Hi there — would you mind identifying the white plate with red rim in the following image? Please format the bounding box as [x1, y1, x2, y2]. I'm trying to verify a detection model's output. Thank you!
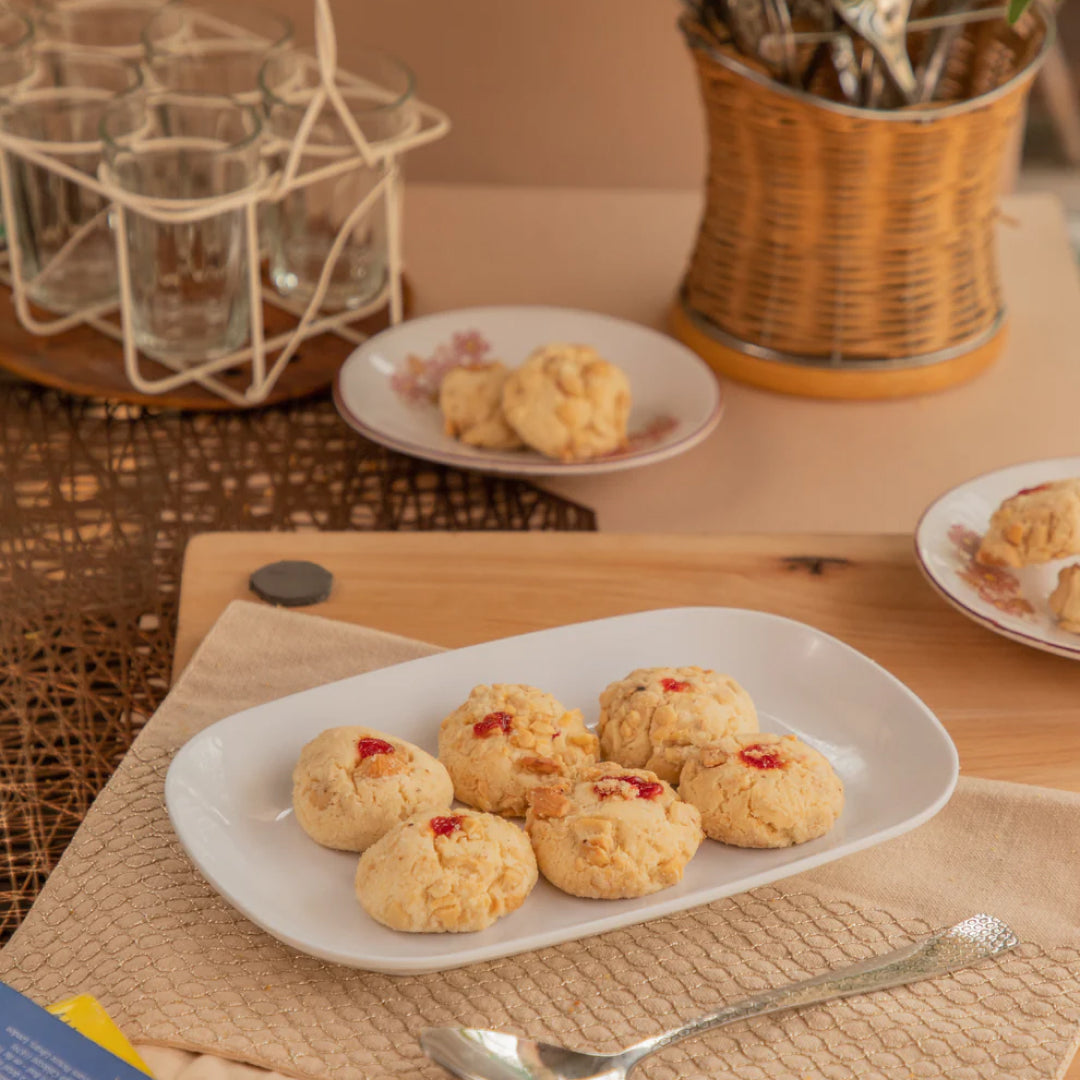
[332, 305, 724, 476]
[166, 606, 958, 975]
[915, 457, 1080, 661]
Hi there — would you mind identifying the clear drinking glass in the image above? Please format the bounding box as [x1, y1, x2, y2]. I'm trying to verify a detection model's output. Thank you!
[259, 49, 415, 312]
[144, 0, 289, 259]
[143, 0, 292, 103]
[37, 0, 168, 58]
[101, 93, 261, 363]
[0, 49, 142, 313]
[0, 5, 36, 248]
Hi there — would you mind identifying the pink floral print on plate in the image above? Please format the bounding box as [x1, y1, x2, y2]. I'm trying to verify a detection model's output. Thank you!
[389, 330, 493, 405]
[949, 524, 1035, 619]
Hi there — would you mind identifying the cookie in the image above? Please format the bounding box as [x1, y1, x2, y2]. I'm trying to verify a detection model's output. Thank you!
[679, 732, 844, 848]
[525, 764, 702, 899]
[501, 344, 631, 462]
[355, 808, 537, 932]
[292, 726, 453, 852]
[438, 361, 524, 450]
[438, 684, 598, 816]
[1050, 564, 1080, 634]
[976, 479, 1080, 568]
[598, 666, 758, 784]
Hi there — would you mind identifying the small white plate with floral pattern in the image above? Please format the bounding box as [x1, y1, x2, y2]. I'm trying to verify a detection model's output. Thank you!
[915, 457, 1080, 660]
[333, 306, 724, 476]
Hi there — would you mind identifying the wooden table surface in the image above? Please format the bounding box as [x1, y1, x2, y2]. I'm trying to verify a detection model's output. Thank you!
[177, 531, 1080, 793]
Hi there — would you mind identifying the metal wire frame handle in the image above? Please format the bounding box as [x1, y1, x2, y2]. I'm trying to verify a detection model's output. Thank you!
[0, 0, 450, 407]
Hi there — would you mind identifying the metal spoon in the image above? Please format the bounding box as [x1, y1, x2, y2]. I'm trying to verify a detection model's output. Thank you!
[830, 0, 919, 101]
[830, 34, 863, 102]
[862, 41, 889, 106]
[721, 0, 776, 69]
[761, 0, 800, 83]
[422, 914, 1018, 1080]
[916, 0, 989, 101]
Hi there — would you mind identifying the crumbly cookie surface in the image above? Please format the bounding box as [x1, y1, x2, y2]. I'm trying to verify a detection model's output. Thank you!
[355, 809, 538, 933]
[438, 362, 523, 450]
[525, 764, 702, 899]
[1050, 564, 1080, 634]
[292, 726, 453, 852]
[598, 666, 758, 784]
[976, 479, 1080, 568]
[438, 684, 598, 816]
[501, 344, 631, 462]
[679, 732, 843, 848]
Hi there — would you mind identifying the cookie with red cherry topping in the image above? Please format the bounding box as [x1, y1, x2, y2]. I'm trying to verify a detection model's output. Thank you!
[598, 666, 758, 784]
[679, 732, 843, 848]
[355, 808, 538, 932]
[292, 726, 453, 852]
[438, 684, 598, 817]
[525, 763, 702, 899]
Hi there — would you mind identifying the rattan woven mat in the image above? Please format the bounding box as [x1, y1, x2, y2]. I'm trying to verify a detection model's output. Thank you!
[0, 380, 594, 942]
[3, 602, 1079, 1080]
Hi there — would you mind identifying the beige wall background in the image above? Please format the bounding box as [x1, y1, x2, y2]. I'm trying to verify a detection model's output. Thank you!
[268, 0, 706, 188]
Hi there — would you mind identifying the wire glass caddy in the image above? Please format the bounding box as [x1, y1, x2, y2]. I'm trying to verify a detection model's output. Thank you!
[0, 0, 449, 407]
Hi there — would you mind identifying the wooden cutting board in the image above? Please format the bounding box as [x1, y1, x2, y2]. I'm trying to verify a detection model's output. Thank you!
[176, 530, 1080, 1079]
[176, 531, 1080, 793]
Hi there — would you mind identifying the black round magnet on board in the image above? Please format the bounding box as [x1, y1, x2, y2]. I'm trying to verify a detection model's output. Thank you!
[249, 560, 333, 607]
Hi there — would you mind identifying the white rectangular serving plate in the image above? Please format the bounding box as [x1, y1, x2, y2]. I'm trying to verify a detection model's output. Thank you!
[165, 607, 958, 975]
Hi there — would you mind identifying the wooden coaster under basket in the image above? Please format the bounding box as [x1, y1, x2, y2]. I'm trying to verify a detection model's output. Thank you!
[672, 4, 1052, 400]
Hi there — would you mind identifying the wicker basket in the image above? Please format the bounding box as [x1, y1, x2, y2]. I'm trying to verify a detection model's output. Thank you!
[673, 5, 1053, 399]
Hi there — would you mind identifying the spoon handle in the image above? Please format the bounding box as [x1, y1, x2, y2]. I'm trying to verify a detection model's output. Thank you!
[627, 914, 1018, 1063]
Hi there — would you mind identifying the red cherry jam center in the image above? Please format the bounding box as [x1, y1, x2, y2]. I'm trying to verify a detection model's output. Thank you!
[596, 775, 664, 800]
[430, 815, 464, 837]
[1016, 483, 1051, 497]
[661, 678, 690, 693]
[738, 744, 784, 770]
[357, 737, 395, 760]
[473, 711, 513, 738]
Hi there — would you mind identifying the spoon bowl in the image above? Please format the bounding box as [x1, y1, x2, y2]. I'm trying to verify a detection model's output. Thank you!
[420, 1030, 634, 1080]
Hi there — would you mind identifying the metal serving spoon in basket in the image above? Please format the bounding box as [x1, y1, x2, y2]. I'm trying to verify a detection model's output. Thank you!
[830, 0, 919, 101]
[421, 914, 1018, 1080]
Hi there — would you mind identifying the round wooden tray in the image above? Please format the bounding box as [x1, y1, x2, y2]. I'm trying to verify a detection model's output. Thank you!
[0, 279, 411, 411]
[670, 299, 1006, 400]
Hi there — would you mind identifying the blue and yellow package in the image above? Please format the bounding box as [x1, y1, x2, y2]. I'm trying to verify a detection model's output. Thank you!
[45, 995, 152, 1077]
[0, 981, 153, 1080]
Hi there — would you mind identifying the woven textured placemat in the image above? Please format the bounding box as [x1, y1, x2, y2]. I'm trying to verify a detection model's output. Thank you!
[3, 601, 1080, 1080]
[0, 381, 594, 942]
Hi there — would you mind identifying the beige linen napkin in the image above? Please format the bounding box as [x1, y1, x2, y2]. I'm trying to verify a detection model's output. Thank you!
[3, 600, 1080, 1080]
